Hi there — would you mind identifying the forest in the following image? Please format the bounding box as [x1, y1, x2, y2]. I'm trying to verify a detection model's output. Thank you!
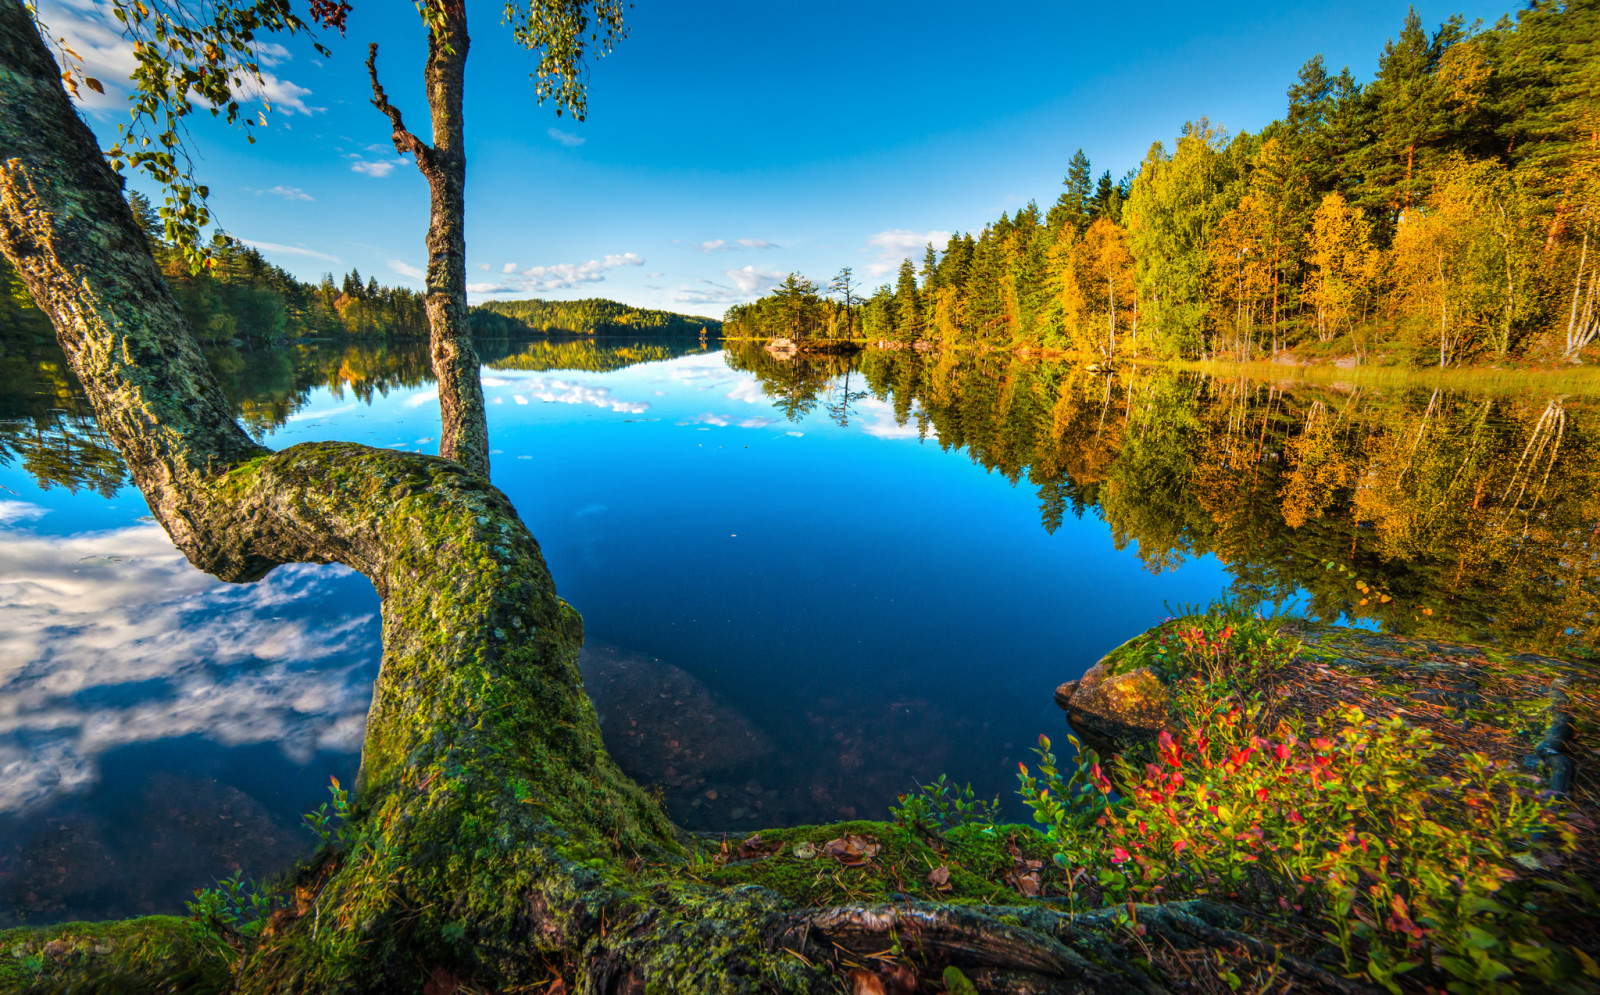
[723, 2, 1600, 368]
[471, 297, 721, 338]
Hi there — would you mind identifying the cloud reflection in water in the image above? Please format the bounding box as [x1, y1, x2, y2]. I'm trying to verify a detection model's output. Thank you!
[0, 522, 380, 817]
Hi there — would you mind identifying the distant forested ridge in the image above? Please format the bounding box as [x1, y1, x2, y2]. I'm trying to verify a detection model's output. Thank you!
[0, 192, 716, 348]
[727, 2, 1600, 368]
[471, 297, 721, 338]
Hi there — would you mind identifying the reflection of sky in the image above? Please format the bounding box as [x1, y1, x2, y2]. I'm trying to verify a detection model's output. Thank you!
[0, 519, 379, 816]
[0, 346, 1241, 919]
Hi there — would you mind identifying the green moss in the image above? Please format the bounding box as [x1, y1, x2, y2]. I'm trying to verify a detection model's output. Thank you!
[681, 820, 1061, 909]
[0, 916, 234, 994]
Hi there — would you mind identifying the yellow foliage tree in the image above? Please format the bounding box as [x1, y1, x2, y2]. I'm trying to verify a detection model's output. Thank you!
[1052, 219, 1135, 361]
[1306, 192, 1380, 358]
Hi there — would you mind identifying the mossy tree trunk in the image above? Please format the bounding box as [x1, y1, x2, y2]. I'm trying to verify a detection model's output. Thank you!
[0, 6, 1337, 992]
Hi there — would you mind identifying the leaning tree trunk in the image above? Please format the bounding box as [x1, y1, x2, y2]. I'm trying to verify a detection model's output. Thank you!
[0, 6, 1361, 993]
[367, 3, 490, 479]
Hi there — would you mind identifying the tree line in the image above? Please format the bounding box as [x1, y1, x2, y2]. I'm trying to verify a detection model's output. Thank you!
[1, 191, 430, 344]
[726, 2, 1599, 367]
[471, 296, 721, 338]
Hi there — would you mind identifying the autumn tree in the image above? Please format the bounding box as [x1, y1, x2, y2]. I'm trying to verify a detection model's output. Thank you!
[1306, 192, 1379, 357]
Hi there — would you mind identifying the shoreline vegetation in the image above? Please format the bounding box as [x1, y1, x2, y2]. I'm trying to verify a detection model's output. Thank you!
[3, 611, 1593, 993]
[0, 228, 721, 349]
[723, 3, 1600, 375]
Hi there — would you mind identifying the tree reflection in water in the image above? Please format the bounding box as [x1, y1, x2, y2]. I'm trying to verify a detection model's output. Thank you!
[725, 339, 1597, 659]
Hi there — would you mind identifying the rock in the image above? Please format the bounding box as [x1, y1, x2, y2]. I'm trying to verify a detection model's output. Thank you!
[1054, 662, 1169, 757]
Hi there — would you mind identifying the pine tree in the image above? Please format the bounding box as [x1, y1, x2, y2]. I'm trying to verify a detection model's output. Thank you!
[1049, 149, 1095, 234]
[895, 257, 921, 340]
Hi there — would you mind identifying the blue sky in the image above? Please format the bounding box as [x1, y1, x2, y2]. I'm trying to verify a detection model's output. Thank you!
[47, 0, 1515, 319]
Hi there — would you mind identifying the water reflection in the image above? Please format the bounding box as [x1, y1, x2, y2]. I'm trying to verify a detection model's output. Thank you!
[1, 331, 1595, 924]
[0, 520, 380, 925]
[726, 340, 1599, 658]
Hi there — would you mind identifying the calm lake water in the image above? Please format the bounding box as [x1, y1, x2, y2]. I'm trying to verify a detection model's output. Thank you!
[1, 334, 1594, 925]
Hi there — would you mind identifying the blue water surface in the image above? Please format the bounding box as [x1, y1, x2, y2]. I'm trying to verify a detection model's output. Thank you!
[0, 348, 1232, 924]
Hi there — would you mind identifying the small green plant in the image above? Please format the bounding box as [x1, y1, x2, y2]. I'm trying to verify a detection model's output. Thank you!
[889, 773, 1001, 834]
[1146, 599, 1299, 699]
[186, 870, 283, 934]
[302, 775, 355, 849]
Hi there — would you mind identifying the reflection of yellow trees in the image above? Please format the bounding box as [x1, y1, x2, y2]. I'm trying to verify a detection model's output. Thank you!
[1279, 398, 1356, 529]
[844, 349, 1598, 654]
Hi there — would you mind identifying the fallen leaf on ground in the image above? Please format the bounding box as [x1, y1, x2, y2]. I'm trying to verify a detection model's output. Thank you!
[823, 834, 881, 866]
[847, 968, 886, 995]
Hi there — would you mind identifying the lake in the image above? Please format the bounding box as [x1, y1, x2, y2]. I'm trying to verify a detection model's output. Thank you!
[1, 333, 1594, 925]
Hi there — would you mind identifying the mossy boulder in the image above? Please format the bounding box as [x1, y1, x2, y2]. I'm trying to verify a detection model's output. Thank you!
[1054, 662, 1169, 757]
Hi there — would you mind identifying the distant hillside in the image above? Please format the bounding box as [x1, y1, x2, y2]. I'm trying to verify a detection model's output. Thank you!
[471, 298, 721, 338]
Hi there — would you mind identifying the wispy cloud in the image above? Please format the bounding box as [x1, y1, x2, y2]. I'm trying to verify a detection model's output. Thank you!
[726, 265, 785, 294]
[0, 500, 48, 526]
[239, 239, 340, 264]
[467, 253, 644, 297]
[351, 158, 406, 177]
[669, 265, 784, 308]
[489, 373, 649, 414]
[864, 228, 951, 278]
[681, 237, 780, 254]
[548, 127, 586, 147]
[387, 259, 426, 281]
[247, 185, 314, 202]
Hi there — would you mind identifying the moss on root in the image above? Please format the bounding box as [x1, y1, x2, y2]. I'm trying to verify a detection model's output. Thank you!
[0, 916, 234, 994]
[680, 820, 1061, 910]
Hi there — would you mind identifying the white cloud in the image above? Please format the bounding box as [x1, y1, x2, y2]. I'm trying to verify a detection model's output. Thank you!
[403, 387, 439, 408]
[285, 402, 357, 422]
[492, 373, 650, 414]
[726, 265, 785, 294]
[248, 185, 314, 202]
[468, 253, 644, 298]
[502, 262, 519, 274]
[864, 228, 952, 278]
[0, 501, 48, 526]
[683, 237, 779, 254]
[856, 397, 936, 440]
[351, 158, 406, 177]
[726, 380, 767, 404]
[478, 263, 492, 272]
[387, 259, 426, 281]
[548, 127, 586, 147]
[239, 239, 340, 264]
[738, 416, 775, 429]
[689, 412, 731, 427]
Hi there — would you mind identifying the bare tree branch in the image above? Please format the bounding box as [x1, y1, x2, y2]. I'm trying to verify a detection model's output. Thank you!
[366, 42, 434, 176]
